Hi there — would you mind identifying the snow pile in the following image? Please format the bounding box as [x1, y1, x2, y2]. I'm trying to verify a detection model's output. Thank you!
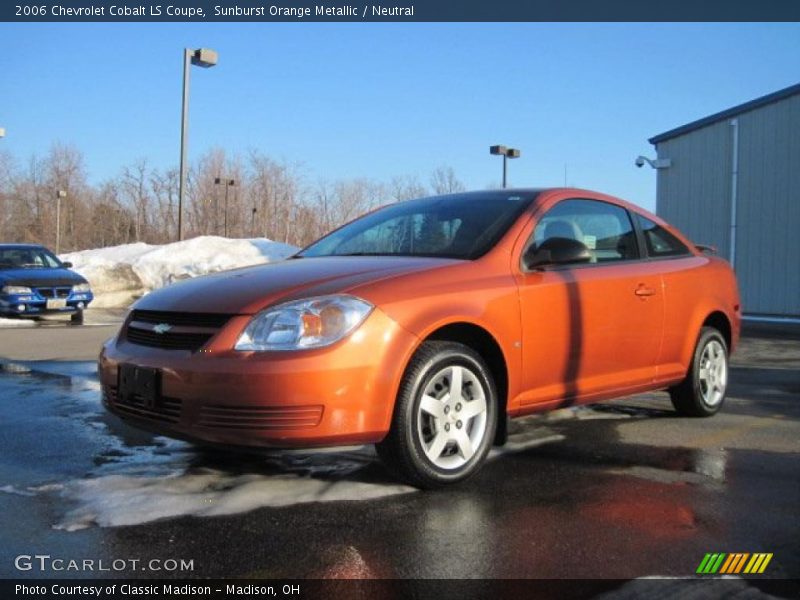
[60, 236, 298, 308]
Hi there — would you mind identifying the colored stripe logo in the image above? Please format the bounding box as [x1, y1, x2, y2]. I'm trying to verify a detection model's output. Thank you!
[696, 553, 773, 574]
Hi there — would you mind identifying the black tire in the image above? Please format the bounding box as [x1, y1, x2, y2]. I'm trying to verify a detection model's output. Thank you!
[376, 341, 498, 489]
[70, 310, 84, 325]
[669, 327, 729, 417]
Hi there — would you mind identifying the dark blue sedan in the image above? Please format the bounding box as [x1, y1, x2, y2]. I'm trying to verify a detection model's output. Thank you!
[0, 244, 93, 324]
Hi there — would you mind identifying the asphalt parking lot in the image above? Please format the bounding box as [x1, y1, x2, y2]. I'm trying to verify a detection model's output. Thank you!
[0, 312, 797, 595]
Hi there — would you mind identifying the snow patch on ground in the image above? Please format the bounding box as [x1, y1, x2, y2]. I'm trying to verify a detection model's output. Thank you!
[54, 469, 415, 531]
[0, 484, 36, 496]
[0, 318, 36, 328]
[60, 236, 298, 307]
[49, 427, 569, 531]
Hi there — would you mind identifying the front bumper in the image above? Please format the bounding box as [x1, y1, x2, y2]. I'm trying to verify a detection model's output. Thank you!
[99, 308, 419, 449]
[0, 291, 93, 317]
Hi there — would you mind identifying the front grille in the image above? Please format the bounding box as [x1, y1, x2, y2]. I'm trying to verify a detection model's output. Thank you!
[130, 310, 232, 328]
[198, 405, 324, 430]
[105, 385, 182, 424]
[125, 327, 213, 351]
[36, 286, 71, 298]
[123, 310, 233, 352]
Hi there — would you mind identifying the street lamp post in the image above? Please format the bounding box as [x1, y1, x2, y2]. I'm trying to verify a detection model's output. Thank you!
[489, 145, 521, 188]
[55, 190, 67, 254]
[214, 177, 236, 237]
[178, 47, 218, 242]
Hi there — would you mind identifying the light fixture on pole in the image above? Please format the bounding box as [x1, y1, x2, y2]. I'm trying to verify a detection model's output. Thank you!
[635, 155, 672, 169]
[490, 145, 521, 188]
[214, 177, 236, 237]
[55, 190, 67, 254]
[178, 47, 218, 242]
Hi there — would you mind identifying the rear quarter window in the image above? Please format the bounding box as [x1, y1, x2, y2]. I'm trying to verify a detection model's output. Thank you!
[637, 214, 691, 257]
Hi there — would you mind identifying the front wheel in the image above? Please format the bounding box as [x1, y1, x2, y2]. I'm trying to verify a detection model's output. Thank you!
[376, 341, 497, 489]
[670, 327, 729, 417]
[70, 310, 84, 325]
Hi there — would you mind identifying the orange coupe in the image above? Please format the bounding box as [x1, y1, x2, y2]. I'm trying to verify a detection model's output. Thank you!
[99, 188, 740, 487]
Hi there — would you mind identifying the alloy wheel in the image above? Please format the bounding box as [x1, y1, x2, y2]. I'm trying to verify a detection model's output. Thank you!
[698, 339, 727, 406]
[416, 364, 488, 470]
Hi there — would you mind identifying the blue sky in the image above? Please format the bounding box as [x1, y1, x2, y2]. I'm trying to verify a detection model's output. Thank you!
[1, 22, 799, 210]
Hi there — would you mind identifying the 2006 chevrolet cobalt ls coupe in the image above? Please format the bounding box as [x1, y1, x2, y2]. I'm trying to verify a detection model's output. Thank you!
[100, 188, 740, 487]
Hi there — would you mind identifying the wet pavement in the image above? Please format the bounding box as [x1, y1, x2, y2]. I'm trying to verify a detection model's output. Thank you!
[0, 332, 797, 594]
[0, 308, 125, 361]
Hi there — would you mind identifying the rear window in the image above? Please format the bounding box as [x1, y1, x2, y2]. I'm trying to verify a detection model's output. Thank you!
[637, 215, 691, 257]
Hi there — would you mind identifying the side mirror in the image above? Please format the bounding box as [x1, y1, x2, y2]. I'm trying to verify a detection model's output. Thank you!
[524, 237, 592, 269]
[61, 261, 73, 268]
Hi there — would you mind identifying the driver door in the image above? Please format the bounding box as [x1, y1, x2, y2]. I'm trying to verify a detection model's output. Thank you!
[516, 198, 664, 407]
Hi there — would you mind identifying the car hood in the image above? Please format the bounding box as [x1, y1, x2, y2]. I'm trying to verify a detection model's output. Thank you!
[133, 256, 459, 315]
[0, 267, 86, 287]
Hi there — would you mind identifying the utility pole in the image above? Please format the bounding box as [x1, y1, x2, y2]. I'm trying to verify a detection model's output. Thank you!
[178, 47, 218, 241]
[215, 177, 235, 237]
[55, 190, 67, 254]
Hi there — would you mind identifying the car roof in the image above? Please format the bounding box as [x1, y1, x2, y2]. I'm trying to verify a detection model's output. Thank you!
[0, 243, 48, 249]
[404, 189, 548, 202]
[401, 188, 657, 221]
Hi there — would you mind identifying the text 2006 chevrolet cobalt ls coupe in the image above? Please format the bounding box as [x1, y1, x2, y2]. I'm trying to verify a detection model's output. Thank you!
[100, 189, 740, 487]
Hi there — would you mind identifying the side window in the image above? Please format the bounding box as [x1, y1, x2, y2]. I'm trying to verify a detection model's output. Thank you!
[636, 214, 690, 257]
[533, 199, 639, 263]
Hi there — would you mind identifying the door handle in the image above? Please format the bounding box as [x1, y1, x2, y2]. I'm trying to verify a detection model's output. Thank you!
[634, 286, 656, 297]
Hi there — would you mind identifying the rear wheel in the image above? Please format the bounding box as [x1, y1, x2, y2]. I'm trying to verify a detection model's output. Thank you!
[670, 327, 728, 417]
[376, 341, 497, 489]
[70, 310, 84, 325]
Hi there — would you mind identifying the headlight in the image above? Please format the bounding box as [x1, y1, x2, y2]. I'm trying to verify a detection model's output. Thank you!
[235, 295, 373, 351]
[2, 286, 32, 295]
[73, 283, 91, 293]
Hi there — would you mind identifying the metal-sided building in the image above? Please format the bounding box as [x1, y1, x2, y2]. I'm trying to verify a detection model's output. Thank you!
[649, 83, 800, 320]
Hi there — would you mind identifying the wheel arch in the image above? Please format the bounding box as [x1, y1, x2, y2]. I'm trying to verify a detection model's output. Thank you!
[678, 305, 736, 373]
[423, 321, 510, 446]
[702, 310, 732, 350]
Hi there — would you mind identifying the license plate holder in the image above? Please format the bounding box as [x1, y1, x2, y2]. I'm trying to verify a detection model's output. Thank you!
[46, 298, 67, 309]
[118, 364, 161, 407]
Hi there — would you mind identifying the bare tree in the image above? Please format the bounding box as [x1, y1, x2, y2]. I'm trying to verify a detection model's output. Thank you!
[0, 143, 467, 253]
[430, 165, 465, 194]
[119, 159, 151, 242]
[389, 174, 428, 202]
[150, 167, 179, 242]
[44, 143, 89, 251]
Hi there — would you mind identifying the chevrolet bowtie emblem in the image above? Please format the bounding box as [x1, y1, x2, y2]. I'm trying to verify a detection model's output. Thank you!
[153, 323, 172, 334]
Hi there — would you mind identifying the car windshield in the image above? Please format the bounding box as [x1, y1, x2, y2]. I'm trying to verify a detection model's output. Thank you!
[0, 247, 63, 269]
[299, 192, 536, 259]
